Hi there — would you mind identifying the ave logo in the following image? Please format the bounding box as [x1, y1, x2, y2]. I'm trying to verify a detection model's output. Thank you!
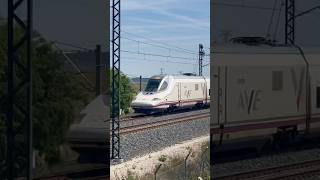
[238, 89, 262, 114]
[184, 90, 192, 98]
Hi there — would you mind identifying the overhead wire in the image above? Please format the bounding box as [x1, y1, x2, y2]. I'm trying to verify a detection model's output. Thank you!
[118, 32, 212, 68]
[273, 0, 285, 41]
[214, 0, 314, 10]
[52, 41, 93, 51]
[121, 36, 199, 55]
[51, 42, 95, 90]
[120, 34, 211, 68]
[202, 63, 210, 67]
[213, 1, 320, 16]
[121, 56, 198, 65]
[122, 30, 199, 54]
[266, 0, 278, 38]
[53, 36, 210, 68]
[295, 5, 320, 18]
[120, 34, 210, 74]
[120, 49, 199, 62]
[55, 42, 209, 64]
[212, 2, 282, 11]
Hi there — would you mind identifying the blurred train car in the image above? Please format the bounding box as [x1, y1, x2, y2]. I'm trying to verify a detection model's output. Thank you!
[211, 38, 320, 150]
[131, 74, 210, 114]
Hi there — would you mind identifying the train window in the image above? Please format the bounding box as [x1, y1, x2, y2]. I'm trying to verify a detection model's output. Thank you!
[145, 79, 162, 92]
[159, 81, 168, 91]
[317, 87, 320, 108]
[209, 89, 211, 95]
[195, 84, 199, 91]
[272, 71, 283, 91]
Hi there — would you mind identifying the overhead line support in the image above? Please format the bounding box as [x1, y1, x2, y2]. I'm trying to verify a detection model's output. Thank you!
[285, 0, 295, 44]
[7, 0, 33, 179]
[199, 44, 205, 76]
[111, 0, 121, 160]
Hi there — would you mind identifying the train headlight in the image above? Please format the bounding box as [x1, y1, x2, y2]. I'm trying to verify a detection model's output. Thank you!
[152, 98, 161, 101]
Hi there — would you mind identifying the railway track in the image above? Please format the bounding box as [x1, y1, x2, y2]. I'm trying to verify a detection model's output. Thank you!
[34, 164, 109, 180]
[118, 112, 210, 135]
[119, 113, 147, 121]
[214, 159, 320, 180]
[68, 111, 209, 148]
[118, 107, 210, 122]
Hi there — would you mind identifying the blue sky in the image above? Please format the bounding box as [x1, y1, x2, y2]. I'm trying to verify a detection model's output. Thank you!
[118, 0, 210, 78]
[212, 0, 320, 45]
[0, 0, 210, 78]
[2, 0, 320, 78]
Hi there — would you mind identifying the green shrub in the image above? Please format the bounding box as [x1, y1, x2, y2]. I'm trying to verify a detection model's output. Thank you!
[0, 24, 88, 176]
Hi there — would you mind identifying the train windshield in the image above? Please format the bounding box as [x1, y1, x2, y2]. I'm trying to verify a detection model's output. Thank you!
[145, 79, 161, 92]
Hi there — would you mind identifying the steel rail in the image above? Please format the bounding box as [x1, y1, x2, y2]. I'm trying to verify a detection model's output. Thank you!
[119, 113, 210, 135]
[214, 159, 320, 180]
[118, 107, 210, 121]
[118, 108, 210, 122]
[67, 112, 209, 148]
[34, 165, 109, 180]
[120, 111, 209, 124]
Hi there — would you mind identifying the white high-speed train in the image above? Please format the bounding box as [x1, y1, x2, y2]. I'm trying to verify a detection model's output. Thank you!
[131, 74, 210, 114]
[211, 39, 320, 149]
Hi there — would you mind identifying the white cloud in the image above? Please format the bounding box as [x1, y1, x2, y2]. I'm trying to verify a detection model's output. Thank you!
[119, 0, 210, 76]
[122, 0, 209, 30]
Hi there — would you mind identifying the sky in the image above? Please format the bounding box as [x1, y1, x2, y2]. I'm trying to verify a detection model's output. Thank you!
[212, 0, 320, 45]
[0, 0, 210, 78]
[2, 1, 319, 78]
[120, 0, 210, 78]
[0, 0, 109, 59]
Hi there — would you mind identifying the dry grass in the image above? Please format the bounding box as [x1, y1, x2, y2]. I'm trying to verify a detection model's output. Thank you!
[110, 136, 210, 180]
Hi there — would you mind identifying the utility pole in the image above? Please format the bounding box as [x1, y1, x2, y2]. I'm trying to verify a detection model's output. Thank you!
[7, 0, 33, 179]
[284, 0, 320, 44]
[285, 0, 295, 44]
[95, 45, 102, 96]
[199, 44, 205, 76]
[111, 0, 121, 160]
[139, 75, 142, 92]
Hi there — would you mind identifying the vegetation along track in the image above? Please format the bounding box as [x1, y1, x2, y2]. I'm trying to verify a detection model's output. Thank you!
[214, 159, 320, 180]
[117, 112, 210, 135]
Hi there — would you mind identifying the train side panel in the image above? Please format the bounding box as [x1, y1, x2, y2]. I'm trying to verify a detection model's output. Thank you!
[164, 80, 180, 107]
[168, 79, 209, 108]
[306, 51, 320, 134]
[181, 81, 203, 106]
[159, 77, 210, 109]
[212, 49, 308, 144]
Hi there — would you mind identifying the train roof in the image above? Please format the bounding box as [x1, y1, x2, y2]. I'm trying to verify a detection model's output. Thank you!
[150, 74, 209, 80]
[212, 44, 320, 54]
[211, 44, 320, 66]
[171, 75, 210, 79]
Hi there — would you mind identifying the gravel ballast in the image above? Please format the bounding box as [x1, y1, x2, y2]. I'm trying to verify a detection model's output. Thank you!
[111, 114, 209, 163]
[120, 109, 209, 128]
[213, 148, 320, 178]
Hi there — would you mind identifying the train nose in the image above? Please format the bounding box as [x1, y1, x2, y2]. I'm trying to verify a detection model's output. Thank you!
[131, 99, 160, 108]
[131, 99, 157, 107]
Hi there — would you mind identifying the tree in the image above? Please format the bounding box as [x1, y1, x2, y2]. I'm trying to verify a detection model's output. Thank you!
[108, 70, 135, 114]
[0, 24, 88, 176]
